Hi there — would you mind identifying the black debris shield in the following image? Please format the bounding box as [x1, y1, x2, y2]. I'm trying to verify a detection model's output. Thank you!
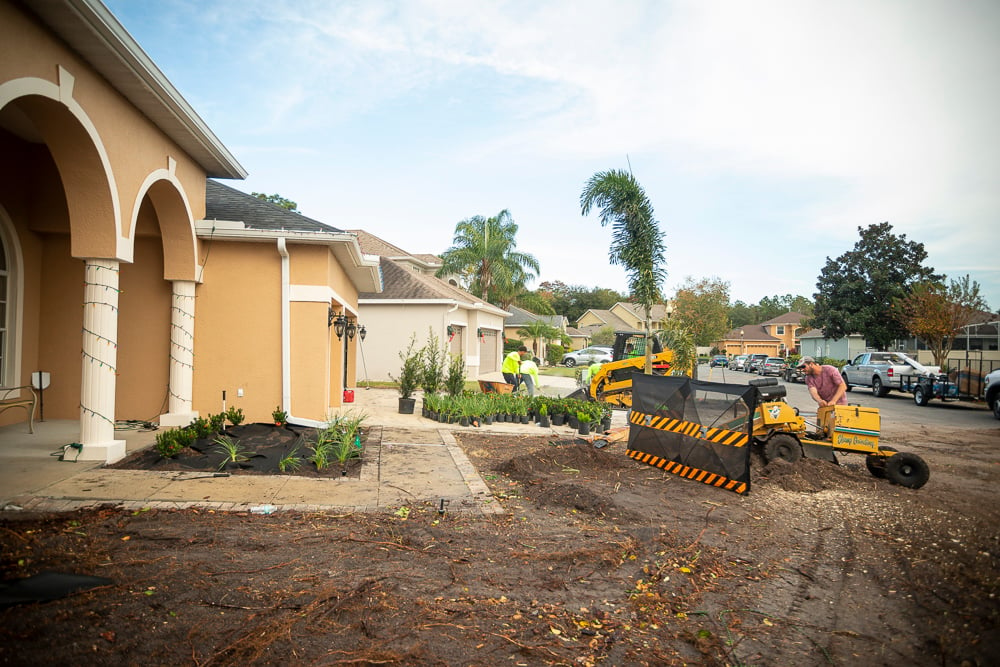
[626, 374, 758, 495]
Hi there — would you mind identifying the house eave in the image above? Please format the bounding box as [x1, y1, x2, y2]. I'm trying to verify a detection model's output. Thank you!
[195, 221, 382, 293]
[24, 0, 247, 179]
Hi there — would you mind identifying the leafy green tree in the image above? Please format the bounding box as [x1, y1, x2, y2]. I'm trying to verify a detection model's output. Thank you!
[538, 281, 625, 323]
[252, 192, 299, 212]
[727, 300, 759, 329]
[513, 291, 556, 315]
[672, 277, 731, 347]
[812, 222, 940, 350]
[437, 210, 540, 308]
[590, 325, 616, 347]
[580, 170, 667, 372]
[894, 275, 989, 367]
[655, 320, 697, 376]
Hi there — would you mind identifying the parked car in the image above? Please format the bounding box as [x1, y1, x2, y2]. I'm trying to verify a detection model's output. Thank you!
[783, 365, 805, 383]
[710, 355, 728, 368]
[758, 357, 787, 376]
[985, 368, 1000, 420]
[731, 355, 749, 371]
[745, 354, 769, 373]
[561, 346, 613, 367]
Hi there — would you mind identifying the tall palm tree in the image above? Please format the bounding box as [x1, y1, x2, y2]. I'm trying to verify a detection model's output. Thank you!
[580, 169, 667, 373]
[437, 210, 540, 308]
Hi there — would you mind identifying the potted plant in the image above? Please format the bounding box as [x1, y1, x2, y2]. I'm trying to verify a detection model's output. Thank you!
[392, 336, 422, 414]
[576, 409, 592, 435]
[537, 402, 550, 428]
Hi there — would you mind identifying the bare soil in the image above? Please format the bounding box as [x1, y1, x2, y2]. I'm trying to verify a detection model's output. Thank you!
[1, 421, 998, 666]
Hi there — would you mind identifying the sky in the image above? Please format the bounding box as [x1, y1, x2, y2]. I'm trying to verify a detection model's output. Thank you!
[104, 0, 999, 310]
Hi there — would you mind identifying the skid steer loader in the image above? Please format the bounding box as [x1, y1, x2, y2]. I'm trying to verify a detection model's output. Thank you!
[748, 377, 930, 489]
[568, 331, 676, 409]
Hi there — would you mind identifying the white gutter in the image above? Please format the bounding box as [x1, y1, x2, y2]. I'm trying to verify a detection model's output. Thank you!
[277, 238, 324, 428]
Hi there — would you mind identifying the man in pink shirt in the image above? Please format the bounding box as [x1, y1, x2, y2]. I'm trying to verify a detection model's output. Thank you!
[799, 356, 848, 406]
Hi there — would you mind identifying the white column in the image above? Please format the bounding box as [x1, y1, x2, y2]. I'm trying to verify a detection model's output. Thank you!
[78, 259, 126, 463]
[159, 280, 198, 427]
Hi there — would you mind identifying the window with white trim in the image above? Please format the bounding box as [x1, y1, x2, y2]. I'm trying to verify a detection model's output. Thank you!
[775, 325, 785, 335]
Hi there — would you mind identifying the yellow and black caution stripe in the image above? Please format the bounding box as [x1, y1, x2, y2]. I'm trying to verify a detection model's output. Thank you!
[626, 409, 750, 495]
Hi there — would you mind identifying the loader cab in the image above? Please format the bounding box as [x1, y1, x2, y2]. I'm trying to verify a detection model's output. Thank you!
[612, 331, 663, 361]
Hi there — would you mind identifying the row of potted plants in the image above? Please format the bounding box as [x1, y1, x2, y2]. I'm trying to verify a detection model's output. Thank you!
[420, 393, 612, 434]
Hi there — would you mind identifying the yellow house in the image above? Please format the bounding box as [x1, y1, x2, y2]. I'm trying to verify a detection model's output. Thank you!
[0, 0, 379, 461]
[717, 312, 807, 358]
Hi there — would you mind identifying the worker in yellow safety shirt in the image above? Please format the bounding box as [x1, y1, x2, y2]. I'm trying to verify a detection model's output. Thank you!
[519, 357, 540, 396]
[585, 361, 602, 385]
[502, 346, 528, 391]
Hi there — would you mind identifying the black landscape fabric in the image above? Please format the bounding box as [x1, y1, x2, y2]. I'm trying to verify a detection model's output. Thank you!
[627, 374, 758, 494]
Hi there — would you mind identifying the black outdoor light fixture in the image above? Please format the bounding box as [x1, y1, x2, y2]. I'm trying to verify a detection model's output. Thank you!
[359, 325, 367, 341]
[346, 319, 358, 340]
[331, 311, 347, 339]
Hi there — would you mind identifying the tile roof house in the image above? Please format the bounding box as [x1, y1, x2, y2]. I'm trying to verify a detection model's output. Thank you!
[352, 231, 509, 381]
[717, 312, 808, 358]
[0, 0, 378, 461]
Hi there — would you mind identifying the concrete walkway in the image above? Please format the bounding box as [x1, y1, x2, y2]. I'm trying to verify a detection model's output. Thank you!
[1, 375, 619, 516]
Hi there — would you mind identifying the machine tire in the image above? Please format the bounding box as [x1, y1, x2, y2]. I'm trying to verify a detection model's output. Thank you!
[913, 385, 930, 406]
[842, 374, 852, 392]
[563, 358, 576, 368]
[885, 452, 930, 489]
[993, 397, 1000, 420]
[865, 446, 897, 479]
[763, 434, 802, 464]
[872, 376, 888, 397]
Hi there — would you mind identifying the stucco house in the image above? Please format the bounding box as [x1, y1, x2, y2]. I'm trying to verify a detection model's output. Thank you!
[718, 312, 808, 358]
[719, 325, 781, 358]
[352, 231, 509, 382]
[797, 329, 867, 362]
[0, 0, 377, 462]
[577, 302, 674, 341]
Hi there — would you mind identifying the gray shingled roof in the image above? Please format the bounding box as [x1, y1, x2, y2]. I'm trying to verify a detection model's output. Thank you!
[359, 257, 486, 303]
[205, 180, 344, 233]
[504, 305, 565, 328]
[722, 324, 779, 341]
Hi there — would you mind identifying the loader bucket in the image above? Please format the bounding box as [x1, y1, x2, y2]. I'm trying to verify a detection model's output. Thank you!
[627, 374, 759, 495]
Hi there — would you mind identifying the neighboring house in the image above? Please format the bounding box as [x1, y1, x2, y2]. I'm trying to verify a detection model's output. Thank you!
[797, 329, 868, 362]
[352, 231, 509, 381]
[503, 305, 568, 361]
[564, 326, 589, 351]
[718, 325, 782, 358]
[576, 309, 634, 339]
[0, 0, 377, 462]
[758, 312, 807, 355]
[610, 302, 674, 331]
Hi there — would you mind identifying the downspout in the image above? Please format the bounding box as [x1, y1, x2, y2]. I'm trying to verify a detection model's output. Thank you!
[277, 239, 325, 428]
[277, 238, 292, 415]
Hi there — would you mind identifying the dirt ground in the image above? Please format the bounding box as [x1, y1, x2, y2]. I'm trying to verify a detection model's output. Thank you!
[1, 420, 998, 666]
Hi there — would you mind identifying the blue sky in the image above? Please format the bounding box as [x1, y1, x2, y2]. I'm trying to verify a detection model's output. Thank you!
[105, 0, 999, 310]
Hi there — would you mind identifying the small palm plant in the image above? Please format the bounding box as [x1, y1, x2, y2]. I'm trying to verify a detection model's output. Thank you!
[278, 448, 302, 473]
[214, 435, 250, 470]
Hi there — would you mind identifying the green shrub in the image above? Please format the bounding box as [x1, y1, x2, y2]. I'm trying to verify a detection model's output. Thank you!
[155, 430, 184, 459]
[189, 416, 212, 439]
[225, 406, 244, 426]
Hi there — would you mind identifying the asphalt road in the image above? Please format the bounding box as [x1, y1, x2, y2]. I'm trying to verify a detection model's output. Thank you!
[698, 364, 998, 432]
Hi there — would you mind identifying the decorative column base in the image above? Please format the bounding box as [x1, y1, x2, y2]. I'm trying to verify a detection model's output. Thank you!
[159, 411, 199, 428]
[77, 439, 127, 463]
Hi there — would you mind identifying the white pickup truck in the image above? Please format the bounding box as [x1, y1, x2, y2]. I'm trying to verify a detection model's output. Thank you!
[841, 351, 939, 397]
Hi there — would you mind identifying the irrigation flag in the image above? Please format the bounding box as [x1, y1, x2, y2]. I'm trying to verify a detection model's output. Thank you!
[626, 374, 758, 495]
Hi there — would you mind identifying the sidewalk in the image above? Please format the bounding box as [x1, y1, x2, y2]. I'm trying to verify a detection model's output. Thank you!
[1, 376, 622, 516]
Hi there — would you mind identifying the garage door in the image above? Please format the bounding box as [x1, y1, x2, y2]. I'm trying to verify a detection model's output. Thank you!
[479, 329, 499, 373]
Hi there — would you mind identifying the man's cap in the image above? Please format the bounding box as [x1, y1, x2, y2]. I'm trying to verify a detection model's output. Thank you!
[797, 356, 815, 368]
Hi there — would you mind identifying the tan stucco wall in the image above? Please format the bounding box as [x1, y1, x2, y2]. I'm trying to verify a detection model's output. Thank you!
[36, 236, 83, 419]
[192, 242, 281, 422]
[116, 236, 171, 420]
